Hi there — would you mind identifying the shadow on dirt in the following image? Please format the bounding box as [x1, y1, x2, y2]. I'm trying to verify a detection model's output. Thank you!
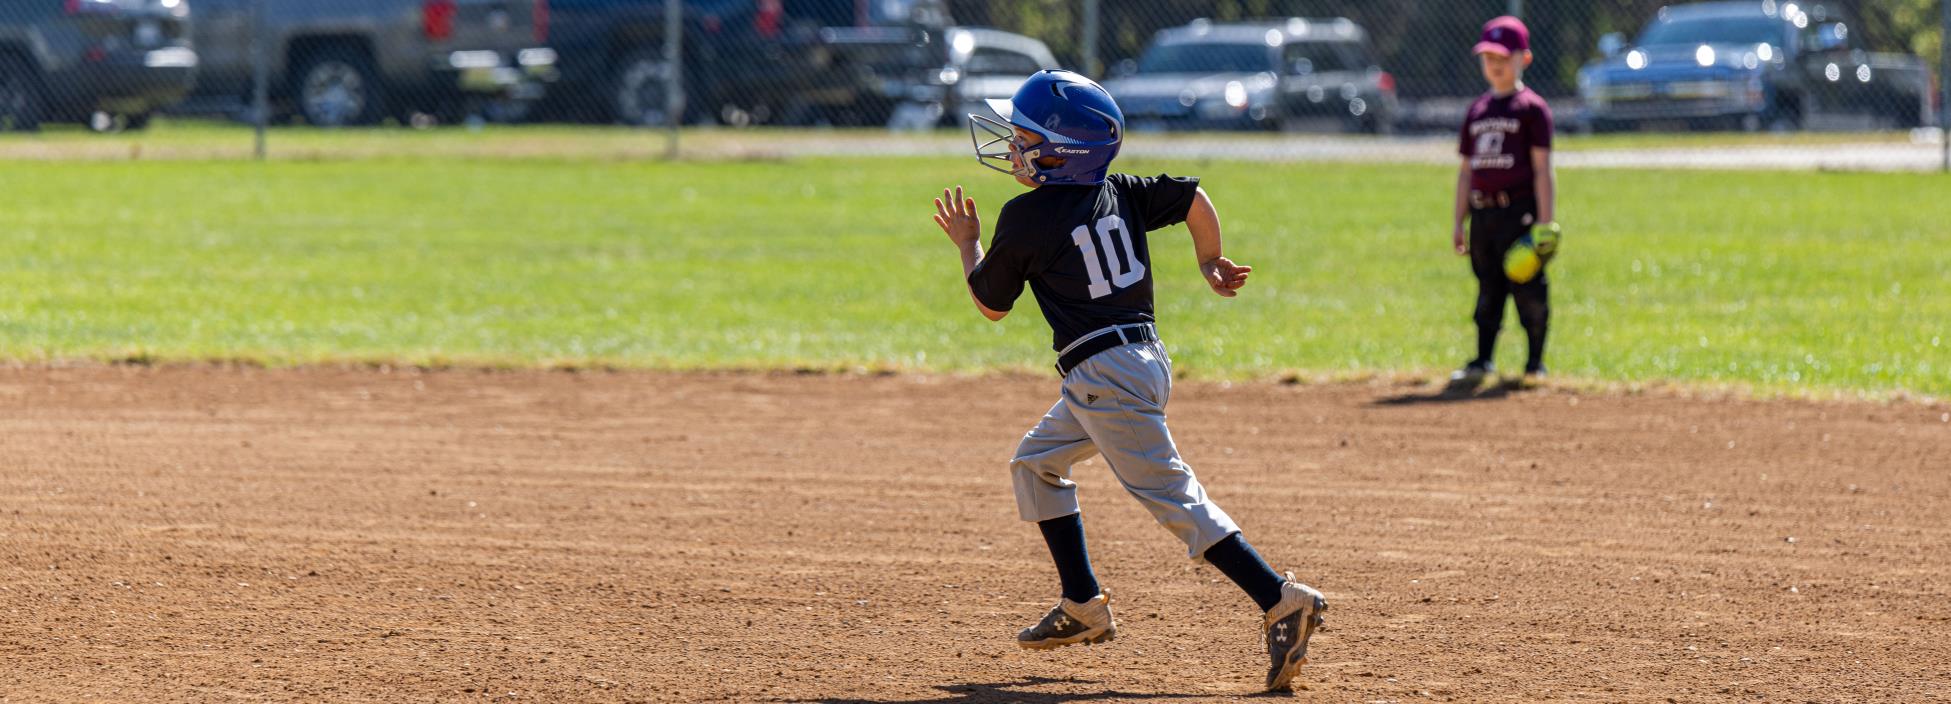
[1371, 378, 1530, 406]
[791, 675, 1296, 703]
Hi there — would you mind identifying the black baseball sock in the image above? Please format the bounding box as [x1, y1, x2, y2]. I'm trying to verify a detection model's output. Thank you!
[1203, 532, 1286, 612]
[1037, 513, 1101, 604]
[1516, 283, 1550, 372]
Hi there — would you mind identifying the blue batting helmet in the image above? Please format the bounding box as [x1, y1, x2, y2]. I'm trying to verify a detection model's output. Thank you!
[969, 70, 1124, 186]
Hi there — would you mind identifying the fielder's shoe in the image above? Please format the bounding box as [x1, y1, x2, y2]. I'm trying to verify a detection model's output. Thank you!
[1263, 574, 1328, 692]
[1449, 360, 1494, 386]
[1017, 592, 1115, 650]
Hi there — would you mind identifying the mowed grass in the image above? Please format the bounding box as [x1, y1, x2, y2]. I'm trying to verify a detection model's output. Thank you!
[0, 151, 1944, 396]
[7, 119, 1933, 161]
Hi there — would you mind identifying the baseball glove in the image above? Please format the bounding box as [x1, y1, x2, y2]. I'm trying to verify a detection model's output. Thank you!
[1504, 222, 1562, 284]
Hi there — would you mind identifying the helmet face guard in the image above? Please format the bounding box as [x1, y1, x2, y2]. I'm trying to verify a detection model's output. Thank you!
[970, 112, 1034, 180]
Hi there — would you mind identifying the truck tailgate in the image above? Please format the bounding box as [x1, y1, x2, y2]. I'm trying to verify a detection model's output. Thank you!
[443, 0, 542, 52]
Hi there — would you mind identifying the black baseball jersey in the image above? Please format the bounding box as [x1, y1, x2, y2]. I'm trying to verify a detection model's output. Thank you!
[968, 173, 1201, 352]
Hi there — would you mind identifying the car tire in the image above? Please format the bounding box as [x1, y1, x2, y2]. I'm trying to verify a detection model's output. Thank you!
[0, 54, 45, 133]
[1768, 93, 1805, 132]
[1893, 98, 1924, 129]
[611, 47, 676, 127]
[292, 47, 385, 127]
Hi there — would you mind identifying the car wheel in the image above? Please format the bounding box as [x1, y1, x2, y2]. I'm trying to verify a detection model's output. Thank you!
[1768, 94, 1805, 132]
[1894, 99, 1924, 129]
[612, 48, 676, 127]
[0, 54, 45, 133]
[293, 48, 384, 127]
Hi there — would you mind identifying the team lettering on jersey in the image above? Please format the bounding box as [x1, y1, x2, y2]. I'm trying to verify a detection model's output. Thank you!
[1468, 117, 1522, 170]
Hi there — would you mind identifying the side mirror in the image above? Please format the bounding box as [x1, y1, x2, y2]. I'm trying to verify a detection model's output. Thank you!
[1598, 33, 1625, 58]
[1815, 23, 1849, 51]
[1113, 59, 1137, 77]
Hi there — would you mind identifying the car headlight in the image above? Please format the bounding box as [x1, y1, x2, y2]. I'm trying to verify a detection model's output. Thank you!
[1223, 81, 1248, 108]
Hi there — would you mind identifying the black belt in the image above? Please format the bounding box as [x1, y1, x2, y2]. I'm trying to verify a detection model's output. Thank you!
[1469, 189, 1533, 210]
[1056, 323, 1159, 377]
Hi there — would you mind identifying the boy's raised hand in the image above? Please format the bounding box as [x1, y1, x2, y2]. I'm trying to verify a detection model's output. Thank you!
[1201, 256, 1252, 298]
[933, 186, 981, 247]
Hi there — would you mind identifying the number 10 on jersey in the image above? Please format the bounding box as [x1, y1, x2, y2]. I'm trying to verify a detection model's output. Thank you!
[1070, 215, 1144, 300]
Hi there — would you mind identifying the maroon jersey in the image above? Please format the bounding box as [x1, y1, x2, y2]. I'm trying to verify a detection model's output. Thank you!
[1458, 88, 1553, 196]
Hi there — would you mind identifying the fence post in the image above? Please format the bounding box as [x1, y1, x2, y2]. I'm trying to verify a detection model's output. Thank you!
[1941, 0, 1948, 172]
[251, 0, 269, 161]
[665, 0, 684, 160]
[1081, 0, 1101, 77]
[1507, 0, 1523, 18]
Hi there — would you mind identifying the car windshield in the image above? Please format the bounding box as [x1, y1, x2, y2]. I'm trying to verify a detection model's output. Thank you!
[1137, 42, 1274, 74]
[1286, 41, 1362, 73]
[1637, 17, 1783, 46]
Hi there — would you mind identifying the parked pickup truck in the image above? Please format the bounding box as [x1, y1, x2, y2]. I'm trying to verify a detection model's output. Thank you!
[0, 0, 198, 132]
[1577, 1, 1933, 131]
[181, 0, 558, 126]
[536, 0, 951, 127]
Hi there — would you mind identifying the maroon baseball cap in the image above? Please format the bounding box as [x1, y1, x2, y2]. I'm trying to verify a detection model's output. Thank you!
[1474, 16, 1530, 56]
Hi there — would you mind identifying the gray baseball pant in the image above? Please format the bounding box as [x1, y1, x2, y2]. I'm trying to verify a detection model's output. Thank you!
[1010, 338, 1241, 559]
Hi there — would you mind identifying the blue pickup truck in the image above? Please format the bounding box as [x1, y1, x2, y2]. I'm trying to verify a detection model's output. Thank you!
[537, 0, 951, 126]
[1577, 1, 1932, 132]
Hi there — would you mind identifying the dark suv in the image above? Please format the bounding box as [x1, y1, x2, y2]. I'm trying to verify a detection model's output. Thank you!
[0, 0, 198, 132]
[1104, 18, 1398, 133]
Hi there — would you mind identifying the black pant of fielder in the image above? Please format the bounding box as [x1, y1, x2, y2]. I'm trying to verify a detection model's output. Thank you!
[1468, 194, 1548, 372]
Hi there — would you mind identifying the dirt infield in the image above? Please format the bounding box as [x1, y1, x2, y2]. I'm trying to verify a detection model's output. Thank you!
[2, 367, 1947, 703]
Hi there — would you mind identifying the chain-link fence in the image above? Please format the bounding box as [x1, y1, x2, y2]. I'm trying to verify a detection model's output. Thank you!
[0, 0, 1944, 168]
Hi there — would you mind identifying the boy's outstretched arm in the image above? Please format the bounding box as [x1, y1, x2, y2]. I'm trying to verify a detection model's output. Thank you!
[933, 186, 1008, 321]
[1186, 187, 1251, 298]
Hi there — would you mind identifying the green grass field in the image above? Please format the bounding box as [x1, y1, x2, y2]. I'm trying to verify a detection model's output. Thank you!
[6, 119, 1935, 161]
[1, 130, 1944, 396]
